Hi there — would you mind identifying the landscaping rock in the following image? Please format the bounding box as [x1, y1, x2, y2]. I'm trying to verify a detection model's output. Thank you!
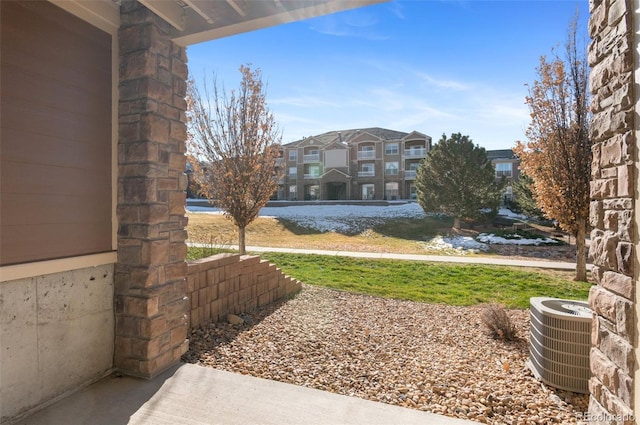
[184, 285, 589, 424]
[226, 314, 245, 325]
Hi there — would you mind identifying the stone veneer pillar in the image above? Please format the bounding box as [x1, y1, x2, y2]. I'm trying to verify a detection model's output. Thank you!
[114, 0, 190, 378]
[588, 0, 636, 422]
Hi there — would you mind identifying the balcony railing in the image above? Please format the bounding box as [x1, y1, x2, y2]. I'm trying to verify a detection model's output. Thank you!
[304, 173, 320, 179]
[358, 170, 375, 177]
[404, 148, 426, 158]
[357, 150, 375, 160]
[405, 170, 417, 179]
[303, 153, 320, 163]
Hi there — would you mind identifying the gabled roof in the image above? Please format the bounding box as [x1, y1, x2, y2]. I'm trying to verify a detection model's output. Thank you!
[283, 127, 424, 148]
[486, 149, 517, 160]
[403, 130, 429, 141]
[323, 139, 349, 150]
[320, 168, 351, 179]
[348, 130, 383, 144]
[297, 137, 323, 148]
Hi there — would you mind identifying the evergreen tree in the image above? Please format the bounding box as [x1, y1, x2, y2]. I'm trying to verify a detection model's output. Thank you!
[416, 133, 504, 230]
[512, 172, 546, 220]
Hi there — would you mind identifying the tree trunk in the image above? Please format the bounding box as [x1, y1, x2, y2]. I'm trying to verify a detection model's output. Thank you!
[575, 219, 587, 281]
[238, 226, 246, 255]
[453, 217, 461, 230]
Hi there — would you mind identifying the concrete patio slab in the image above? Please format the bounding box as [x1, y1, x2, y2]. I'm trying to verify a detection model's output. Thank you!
[14, 363, 474, 425]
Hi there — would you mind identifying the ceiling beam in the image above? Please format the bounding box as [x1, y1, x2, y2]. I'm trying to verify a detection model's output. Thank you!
[139, 0, 186, 31]
[225, 0, 246, 17]
[183, 0, 215, 25]
[172, 0, 387, 46]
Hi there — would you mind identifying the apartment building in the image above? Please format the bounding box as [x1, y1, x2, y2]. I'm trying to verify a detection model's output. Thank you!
[276, 128, 432, 201]
[486, 149, 520, 201]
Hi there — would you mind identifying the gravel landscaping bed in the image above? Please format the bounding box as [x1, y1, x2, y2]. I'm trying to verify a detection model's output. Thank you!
[183, 285, 589, 424]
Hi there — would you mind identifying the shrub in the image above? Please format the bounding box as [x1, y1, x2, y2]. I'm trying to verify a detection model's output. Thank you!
[481, 303, 518, 341]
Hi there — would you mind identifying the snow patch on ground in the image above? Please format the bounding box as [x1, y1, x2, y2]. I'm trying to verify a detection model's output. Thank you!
[187, 202, 554, 251]
[421, 236, 489, 255]
[188, 202, 427, 234]
[497, 208, 528, 220]
[477, 233, 559, 246]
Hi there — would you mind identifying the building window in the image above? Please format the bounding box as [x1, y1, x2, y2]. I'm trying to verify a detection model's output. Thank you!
[409, 184, 417, 200]
[305, 184, 320, 200]
[304, 164, 321, 178]
[289, 185, 297, 200]
[362, 184, 375, 200]
[289, 167, 297, 178]
[385, 162, 399, 175]
[385, 182, 399, 200]
[385, 143, 399, 155]
[358, 162, 375, 177]
[495, 162, 513, 177]
[289, 150, 297, 161]
[503, 185, 513, 200]
[303, 149, 320, 163]
[357, 144, 375, 160]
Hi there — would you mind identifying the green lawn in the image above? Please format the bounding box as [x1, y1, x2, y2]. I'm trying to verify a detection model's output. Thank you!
[188, 247, 591, 309]
[263, 253, 590, 309]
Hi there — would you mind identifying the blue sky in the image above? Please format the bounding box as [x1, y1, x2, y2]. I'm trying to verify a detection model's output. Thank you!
[187, 0, 589, 151]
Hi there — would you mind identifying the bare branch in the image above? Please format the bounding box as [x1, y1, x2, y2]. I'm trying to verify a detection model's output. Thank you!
[187, 65, 283, 254]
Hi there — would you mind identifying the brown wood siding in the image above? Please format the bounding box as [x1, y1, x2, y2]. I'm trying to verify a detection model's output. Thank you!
[1, 1, 112, 266]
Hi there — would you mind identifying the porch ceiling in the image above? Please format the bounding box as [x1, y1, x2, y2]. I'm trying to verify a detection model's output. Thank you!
[138, 0, 387, 46]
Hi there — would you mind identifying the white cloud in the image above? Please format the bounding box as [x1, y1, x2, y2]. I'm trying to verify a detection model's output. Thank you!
[387, 1, 406, 20]
[415, 72, 470, 91]
[307, 10, 389, 40]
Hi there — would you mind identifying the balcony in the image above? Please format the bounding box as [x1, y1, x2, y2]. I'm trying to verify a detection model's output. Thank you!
[357, 170, 375, 177]
[303, 153, 320, 163]
[357, 150, 375, 160]
[405, 170, 417, 179]
[404, 148, 426, 158]
[304, 173, 320, 179]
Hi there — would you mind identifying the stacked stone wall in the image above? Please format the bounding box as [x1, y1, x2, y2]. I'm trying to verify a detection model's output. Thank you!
[588, 0, 636, 421]
[114, 0, 189, 378]
[186, 254, 302, 328]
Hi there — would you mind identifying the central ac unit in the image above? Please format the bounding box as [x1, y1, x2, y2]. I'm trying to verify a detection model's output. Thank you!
[528, 297, 592, 394]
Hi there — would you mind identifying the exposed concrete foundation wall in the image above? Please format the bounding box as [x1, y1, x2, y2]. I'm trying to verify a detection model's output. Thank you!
[588, 0, 636, 422]
[0, 265, 114, 422]
[187, 254, 301, 328]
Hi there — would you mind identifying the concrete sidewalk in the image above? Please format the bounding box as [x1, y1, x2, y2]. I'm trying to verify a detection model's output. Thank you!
[190, 243, 583, 271]
[15, 363, 474, 425]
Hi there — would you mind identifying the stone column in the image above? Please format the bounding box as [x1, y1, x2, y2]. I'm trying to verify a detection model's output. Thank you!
[588, 0, 635, 421]
[114, 0, 189, 378]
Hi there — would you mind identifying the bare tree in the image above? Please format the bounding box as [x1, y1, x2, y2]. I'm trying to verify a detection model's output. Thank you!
[514, 16, 591, 281]
[188, 65, 283, 254]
